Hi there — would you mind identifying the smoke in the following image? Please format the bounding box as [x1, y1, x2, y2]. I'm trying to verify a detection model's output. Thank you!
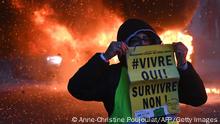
[1, 0, 200, 55]
[0, 0, 199, 83]
[103, 0, 200, 32]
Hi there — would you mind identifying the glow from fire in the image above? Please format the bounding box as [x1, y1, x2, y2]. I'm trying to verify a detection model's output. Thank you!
[46, 55, 62, 66]
[8, 0, 220, 105]
[33, 6, 76, 48]
[206, 88, 220, 95]
[93, 19, 122, 64]
[30, 5, 123, 83]
[11, 0, 24, 9]
[46, 25, 74, 43]
[160, 30, 193, 62]
[31, 6, 197, 85]
[33, 6, 53, 25]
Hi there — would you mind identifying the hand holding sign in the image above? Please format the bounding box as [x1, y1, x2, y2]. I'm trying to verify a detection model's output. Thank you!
[126, 44, 180, 118]
[103, 41, 128, 60]
[172, 42, 188, 68]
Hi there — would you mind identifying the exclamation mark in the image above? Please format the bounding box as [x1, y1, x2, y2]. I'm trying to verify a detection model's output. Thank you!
[163, 69, 168, 79]
[158, 70, 163, 79]
[165, 95, 167, 103]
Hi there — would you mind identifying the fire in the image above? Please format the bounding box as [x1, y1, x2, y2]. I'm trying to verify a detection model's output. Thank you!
[160, 30, 193, 62]
[30, 5, 194, 83]
[30, 5, 123, 83]
[33, 7, 53, 24]
[32, 6, 76, 49]
[94, 19, 122, 64]
[96, 29, 194, 64]
[206, 88, 220, 95]
[45, 25, 75, 44]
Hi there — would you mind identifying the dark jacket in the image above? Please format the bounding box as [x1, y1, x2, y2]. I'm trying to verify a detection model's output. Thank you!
[68, 53, 207, 116]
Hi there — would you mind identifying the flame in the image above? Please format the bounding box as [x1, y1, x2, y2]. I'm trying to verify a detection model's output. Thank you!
[31, 6, 195, 83]
[30, 5, 123, 83]
[93, 19, 122, 64]
[33, 7, 53, 24]
[160, 30, 193, 62]
[206, 88, 220, 95]
[98, 29, 194, 64]
[32, 6, 76, 49]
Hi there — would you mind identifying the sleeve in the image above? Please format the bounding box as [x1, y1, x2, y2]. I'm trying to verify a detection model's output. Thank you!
[67, 53, 110, 101]
[178, 62, 207, 106]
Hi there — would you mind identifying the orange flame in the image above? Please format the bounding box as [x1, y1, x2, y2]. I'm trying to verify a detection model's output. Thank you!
[31, 5, 123, 83]
[95, 29, 194, 64]
[32, 6, 76, 49]
[93, 19, 122, 64]
[160, 30, 193, 62]
[33, 6, 54, 24]
[206, 88, 220, 95]
[31, 5, 195, 83]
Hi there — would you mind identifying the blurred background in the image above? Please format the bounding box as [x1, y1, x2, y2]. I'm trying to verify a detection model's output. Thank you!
[0, 0, 219, 123]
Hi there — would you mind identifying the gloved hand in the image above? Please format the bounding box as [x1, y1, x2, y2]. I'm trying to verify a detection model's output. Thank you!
[103, 41, 128, 61]
[172, 42, 188, 68]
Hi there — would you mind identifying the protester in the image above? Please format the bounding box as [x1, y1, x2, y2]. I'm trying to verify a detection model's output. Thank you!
[68, 18, 207, 123]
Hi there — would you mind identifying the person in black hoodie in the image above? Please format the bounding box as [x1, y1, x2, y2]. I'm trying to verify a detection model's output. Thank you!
[67, 18, 207, 122]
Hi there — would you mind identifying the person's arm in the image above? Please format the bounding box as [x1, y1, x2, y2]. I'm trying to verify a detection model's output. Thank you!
[68, 41, 128, 102]
[67, 53, 109, 101]
[178, 62, 207, 106]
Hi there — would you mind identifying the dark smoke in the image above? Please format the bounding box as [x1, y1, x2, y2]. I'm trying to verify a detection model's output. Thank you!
[103, 0, 200, 32]
[0, 0, 200, 57]
[0, 0, 200, 83]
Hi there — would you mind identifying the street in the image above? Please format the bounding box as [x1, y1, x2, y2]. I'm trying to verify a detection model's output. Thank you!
[0, 82, 219, 124]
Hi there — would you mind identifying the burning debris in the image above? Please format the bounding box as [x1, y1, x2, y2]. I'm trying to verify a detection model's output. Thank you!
[0, 0, 201, 83]
[1, 0, 219, 96]
[1, 0, 220, 123]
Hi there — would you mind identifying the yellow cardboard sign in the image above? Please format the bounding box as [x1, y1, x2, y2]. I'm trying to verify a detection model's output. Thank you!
[126, 44, 180, 118]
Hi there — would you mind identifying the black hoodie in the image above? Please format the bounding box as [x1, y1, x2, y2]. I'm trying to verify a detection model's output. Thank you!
[67, 18, 207, 117]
